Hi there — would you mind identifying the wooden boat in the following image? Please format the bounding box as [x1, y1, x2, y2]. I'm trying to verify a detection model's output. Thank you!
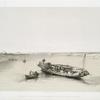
[38, 56, 89, 78]
[25, 71, 39, 80]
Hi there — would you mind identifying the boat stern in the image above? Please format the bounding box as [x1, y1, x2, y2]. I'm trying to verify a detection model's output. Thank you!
[79, 69, 90, 77]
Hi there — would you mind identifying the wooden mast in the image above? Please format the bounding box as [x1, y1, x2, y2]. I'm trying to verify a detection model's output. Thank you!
[82, 53, 86, 69]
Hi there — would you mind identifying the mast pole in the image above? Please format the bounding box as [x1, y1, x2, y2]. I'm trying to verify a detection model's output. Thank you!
[83, 53, 86, 69]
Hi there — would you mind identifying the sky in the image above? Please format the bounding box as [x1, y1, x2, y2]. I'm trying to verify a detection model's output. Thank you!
[0, 7, 100, 53]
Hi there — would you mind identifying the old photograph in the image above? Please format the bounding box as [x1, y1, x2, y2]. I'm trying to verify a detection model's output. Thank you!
[0, 7, 100, 91]
[0, 52, 100, 91]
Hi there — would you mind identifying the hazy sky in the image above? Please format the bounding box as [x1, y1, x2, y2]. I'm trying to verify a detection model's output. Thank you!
[0, 7, 100, 52]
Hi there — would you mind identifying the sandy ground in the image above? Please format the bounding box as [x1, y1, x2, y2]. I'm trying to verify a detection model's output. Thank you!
[0, 53, 100, 91]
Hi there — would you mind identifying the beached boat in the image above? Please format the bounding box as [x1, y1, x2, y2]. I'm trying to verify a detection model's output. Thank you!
[25, 71, 39, 80]
[38, 55, 89, 78]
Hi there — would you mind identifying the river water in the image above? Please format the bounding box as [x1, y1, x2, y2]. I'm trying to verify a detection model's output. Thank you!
[0, 53, 100, 91]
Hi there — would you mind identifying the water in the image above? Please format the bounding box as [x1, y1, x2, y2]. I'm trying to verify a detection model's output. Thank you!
[0, 53, 100, 91]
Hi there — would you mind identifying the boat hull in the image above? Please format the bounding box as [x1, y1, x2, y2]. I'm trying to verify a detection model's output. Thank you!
[25, 75, 38, 79]
[38, 61, 89, 78]
[25, 71, 39, 80]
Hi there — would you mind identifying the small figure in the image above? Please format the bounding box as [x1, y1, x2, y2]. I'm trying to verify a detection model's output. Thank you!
[29, 70, 34, 76]
[42, 59, 46, 64]
[23, 59, 26, 63]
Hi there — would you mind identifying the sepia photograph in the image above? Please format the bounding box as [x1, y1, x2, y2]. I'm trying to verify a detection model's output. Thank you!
[0, 7, 100, 92]
[0, 52, 100, 91]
